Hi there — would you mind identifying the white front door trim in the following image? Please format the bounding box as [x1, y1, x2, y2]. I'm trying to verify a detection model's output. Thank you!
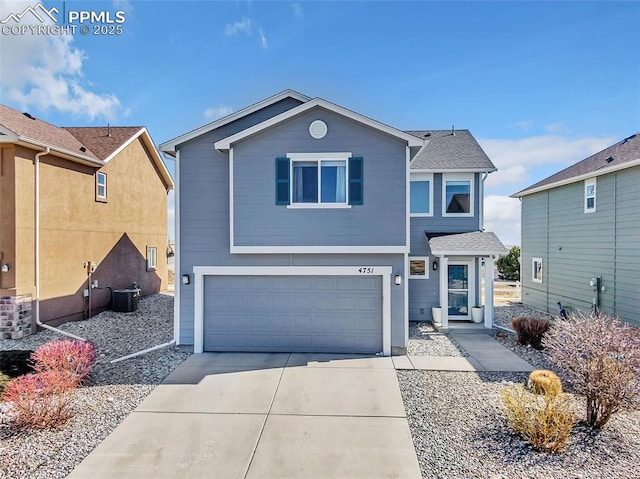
[193, 266, 392, 356]
[446, 259, 475, 321]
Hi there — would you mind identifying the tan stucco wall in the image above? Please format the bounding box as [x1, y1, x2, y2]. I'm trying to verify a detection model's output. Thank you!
[0, 146, 17, 293]
[2, 139, 169, 324]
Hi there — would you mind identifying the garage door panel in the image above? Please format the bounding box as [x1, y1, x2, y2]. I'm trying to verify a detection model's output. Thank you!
[203, 275, 382, 353]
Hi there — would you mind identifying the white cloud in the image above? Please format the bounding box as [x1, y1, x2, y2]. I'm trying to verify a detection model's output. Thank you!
[112, 0, 133, 12]
[203, 105, 233, 120]
[0, 1, 125, 121]
[292, 2, 303, 18]
[225, 17, 252, 36]
[479, 135, 615, 190]
[483, 195, 522, 246]
[224, 17, 267, 49]
[513, 120, 533, 130]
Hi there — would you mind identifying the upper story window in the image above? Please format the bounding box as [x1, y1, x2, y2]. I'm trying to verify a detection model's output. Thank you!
[276, 153, 363, 208]
[584, 178, 596, 213]
[410, 173, 433, 217]
[443, 173, 473, 217]
[96, 172, 107, 202]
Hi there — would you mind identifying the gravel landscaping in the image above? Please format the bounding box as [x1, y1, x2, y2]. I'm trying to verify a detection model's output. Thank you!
[401, 303, 640, 478]
[408, 321, 469, 357]
[0, 293, 190, 479]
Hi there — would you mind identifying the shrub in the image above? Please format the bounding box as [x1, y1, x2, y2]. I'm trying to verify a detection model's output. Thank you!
[543, 310, 640, 429]
[497, 246, 520, 281]
[1, 370, 76, 429]
[511, 316, 550, 349]
[502, 384, 575, 453]
[0, 372, 11, 395]
[529, 370, 563, 397]
[30, 339, 96, 385]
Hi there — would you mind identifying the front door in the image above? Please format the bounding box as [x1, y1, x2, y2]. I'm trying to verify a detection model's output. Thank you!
[448, 261, 474, 320]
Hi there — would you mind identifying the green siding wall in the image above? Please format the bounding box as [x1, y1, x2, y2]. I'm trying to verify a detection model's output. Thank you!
[521, 166, 639, 326]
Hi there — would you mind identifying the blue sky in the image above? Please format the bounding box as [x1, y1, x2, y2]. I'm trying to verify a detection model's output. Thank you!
[1, 0, 639, 245]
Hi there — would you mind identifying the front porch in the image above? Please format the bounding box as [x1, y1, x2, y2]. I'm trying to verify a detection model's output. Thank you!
[427, 231, 507, 330]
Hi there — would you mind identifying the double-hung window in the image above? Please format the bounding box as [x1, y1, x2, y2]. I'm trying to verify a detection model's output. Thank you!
[95, 172, 107, 201]
[443, 174, 473, 216]
[147, 246, 157, 271]
[584, 178, 596, 213]
[532, 257, 543, 283]
[410, 173, 433, 216]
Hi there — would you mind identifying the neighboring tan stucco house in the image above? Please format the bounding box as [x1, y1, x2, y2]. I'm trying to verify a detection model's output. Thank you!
[160, 90, 505, 355]
[512, 132, 639, 327]
[0, 104, 174, 329]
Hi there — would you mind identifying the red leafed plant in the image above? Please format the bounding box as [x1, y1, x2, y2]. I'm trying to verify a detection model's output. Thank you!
[1, 370, 76, 429]
[30, 339, 97, 385]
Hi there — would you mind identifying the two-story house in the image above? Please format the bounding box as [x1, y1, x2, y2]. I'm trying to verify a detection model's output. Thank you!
[160, 91, 505, 355]
[512, 133, 639, 327]
[0, 104, 174, 334]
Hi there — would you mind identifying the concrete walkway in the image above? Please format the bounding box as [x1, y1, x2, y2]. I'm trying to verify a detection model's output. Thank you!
[394, 333, 534, 372]
[68, 353, 421, 479]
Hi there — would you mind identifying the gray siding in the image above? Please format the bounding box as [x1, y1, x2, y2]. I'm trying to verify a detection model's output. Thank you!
[408, 174, 481, 320]
[521, 167, 640, 326]
[177, 101, 407, 347]
[232, 107, 407, 247]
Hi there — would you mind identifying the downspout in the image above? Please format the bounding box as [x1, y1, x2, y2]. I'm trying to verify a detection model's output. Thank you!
[34, 147, 86, 341]
[479, 172, 488, 231]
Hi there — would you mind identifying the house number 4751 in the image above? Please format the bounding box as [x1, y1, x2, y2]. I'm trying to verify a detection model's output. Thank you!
[358, 267, 375, 274]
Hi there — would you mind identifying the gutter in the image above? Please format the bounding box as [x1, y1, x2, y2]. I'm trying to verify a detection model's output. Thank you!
[33, 146, 86, 341]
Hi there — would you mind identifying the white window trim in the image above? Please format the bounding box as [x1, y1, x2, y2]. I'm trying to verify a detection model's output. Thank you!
[584, 178, 596, 213]
[410, 173, 433, 217]
[147, 246, 157, 271]
[442, 173, 474, 217]
[192, 266, 392, 356]
[96, 172, 107, 200]
[408, 256, 430, 279]
[532, 257, 543, 283]
[287, 152, 350, 208]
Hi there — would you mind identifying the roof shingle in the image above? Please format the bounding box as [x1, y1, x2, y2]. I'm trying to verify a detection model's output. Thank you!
[427, 231, 507, 256]
[407, 129, 496, 171]
[64, 126, 143, 160]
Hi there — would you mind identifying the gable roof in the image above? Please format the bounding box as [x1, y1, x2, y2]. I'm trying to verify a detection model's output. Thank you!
[512, 132, 640, 197]
[407, 129, 496, 172]
[214, 97, 424, 150]
[0, 104, 101, 165]
[160, 89, 310, 155]
[0, 104, 173, 190]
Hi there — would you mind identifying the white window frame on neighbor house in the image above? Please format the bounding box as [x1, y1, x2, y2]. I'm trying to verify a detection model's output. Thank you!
[532, 257, 543, 283]
[410, 173, 433, 217]
[146, 246, 157, 271]
[287, 152, 351, 209]
[584, 178, 596, 213]
[95, 172, 107, 201]
[409, 256, 430, 279]
[442, 173, 474, 217]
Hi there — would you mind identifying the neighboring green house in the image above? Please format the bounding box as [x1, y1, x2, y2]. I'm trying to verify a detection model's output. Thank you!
[512, 133, 639, 326]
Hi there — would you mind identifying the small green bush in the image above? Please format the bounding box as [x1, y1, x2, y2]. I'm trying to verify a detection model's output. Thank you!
[502, 384, 575, 453]
[512, 316, 550, 350]
[528, 370, 563, 397]
[0, 372, 11, 395]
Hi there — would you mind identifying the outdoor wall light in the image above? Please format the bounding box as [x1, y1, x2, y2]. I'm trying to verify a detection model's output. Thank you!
[1, 264, 9, 273]
[432, 261, 438, 271]
[394, 274, 402, 285]
[182, 274, 191, 285]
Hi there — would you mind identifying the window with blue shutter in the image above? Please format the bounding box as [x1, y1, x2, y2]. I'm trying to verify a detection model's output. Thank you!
[275, 157, 290, 205]
[349, 157, 363, 205]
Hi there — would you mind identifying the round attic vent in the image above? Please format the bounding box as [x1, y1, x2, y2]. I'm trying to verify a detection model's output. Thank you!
[309, 120, 327, 139]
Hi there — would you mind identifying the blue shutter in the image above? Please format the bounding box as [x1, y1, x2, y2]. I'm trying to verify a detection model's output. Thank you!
[275, 157, 290, 205]
[349, 157, 363, 205]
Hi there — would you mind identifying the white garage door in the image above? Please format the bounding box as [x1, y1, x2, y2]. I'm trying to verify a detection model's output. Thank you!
[203, 275, 382, 353]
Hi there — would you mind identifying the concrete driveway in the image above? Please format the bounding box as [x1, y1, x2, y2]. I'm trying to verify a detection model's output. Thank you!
[68, 353, 421, 479]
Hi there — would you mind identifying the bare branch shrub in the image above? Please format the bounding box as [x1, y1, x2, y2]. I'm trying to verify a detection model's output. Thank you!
[502, 384, 575, 453]
[31, 339, 97, 385]
[511, 316, 551, 349]
[543, 310, 640, 429]
[1, 370, 76, 429]
[528, 370, 563, 397]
